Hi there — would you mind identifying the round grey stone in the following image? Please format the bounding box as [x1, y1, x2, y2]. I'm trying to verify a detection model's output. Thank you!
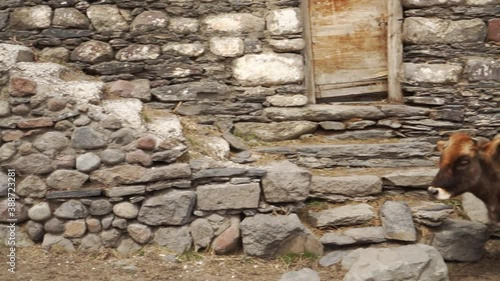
[76, 152, 101, 172]
[26, 220, 45, 242]
[44, 217, 65, 234]
[113, 202, 139, 219]
[54, 200, 88, 219]
[100, 149, 125, 165]
[33, 131, 69, 152]
[28, 202, 52, 221]
[90, 199, 113, 216]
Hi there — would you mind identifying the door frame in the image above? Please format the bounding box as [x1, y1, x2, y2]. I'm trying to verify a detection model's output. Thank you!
[300, 0, 404, 104]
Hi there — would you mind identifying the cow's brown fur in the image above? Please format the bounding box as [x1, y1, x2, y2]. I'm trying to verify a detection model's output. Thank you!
[429, 133, 500, 222]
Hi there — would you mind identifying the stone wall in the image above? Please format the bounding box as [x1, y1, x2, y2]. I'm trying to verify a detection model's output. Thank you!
[0, 0, 498, 259]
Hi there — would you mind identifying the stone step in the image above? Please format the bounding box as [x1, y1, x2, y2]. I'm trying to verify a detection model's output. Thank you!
[254, 140, 438, 168]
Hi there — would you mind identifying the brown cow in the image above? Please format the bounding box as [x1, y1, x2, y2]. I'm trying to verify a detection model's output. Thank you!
[428, 133, 500, 221]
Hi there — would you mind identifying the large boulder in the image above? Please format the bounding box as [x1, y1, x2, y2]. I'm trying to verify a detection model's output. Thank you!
[342, 244, 448, 281]
[240, 214, 323, 258]
[261, 160, 311, 203]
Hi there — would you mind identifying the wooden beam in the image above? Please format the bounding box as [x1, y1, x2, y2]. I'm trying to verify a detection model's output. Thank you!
[319, 83, 388, 99]
[387, 0, 404, 103]
[301, 0, 316, 104]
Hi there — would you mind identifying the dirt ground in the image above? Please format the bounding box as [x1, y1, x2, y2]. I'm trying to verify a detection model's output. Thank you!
[1, 240, 500, 281]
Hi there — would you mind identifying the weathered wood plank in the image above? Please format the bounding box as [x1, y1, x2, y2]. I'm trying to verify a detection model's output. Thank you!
[319, 83, 388, 98]
[46, 189, 102, 199]
[387, 0, 404, 103]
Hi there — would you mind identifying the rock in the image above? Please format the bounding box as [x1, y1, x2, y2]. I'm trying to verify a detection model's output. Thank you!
[190, 218, 215, 251]
[131, 10, 168, 32]
[233, 54, 303, 86]
[210, 37, 244, 57]
[380, 201, 416, 242]
[17, 175, 47, 198]
[264, 104, 384, 122]
[116, 44, 161, 61]
[169, 17, 199, 34]
[113, 202, 139, 219]
[53, 8, 90, 29]
[0, 101, 10, 117]
[86, 218, 101, 233]
[91, 163, 191, 185]
[404, 63, 463, 84]
[46, 170, 88, 190]
[47, 97, 68, 111]
[0, 199, 28, 223]
[112, 219, 128, 230]
[44, 217, 65, 234]
[101, 215, 113, 230]
[151, 81, 229, 102]
[79, 234, 102, 252]
[28, 202, 51, 222]
[269, 39, 305, 52]
[42, 234, 75, 251]
[26, 220, 45, 242]
[266, 94, 308, 107]
[127, 223, 152, 244]
[327, 129, 396, 141]
[136, 135, 157, 150]
[234, 121, 317, 141]
[432, 219, 489, 262]
[17, 117, 54, 128]
[138, 190, 196, 226]
[310, 204, 375, 228]
[310, 175, 382, 197]
[101, 115, 122, 129]
[320, 250, 352, 267]
[104, 185, 145, 197]
[404, 17, 487, 44]
[126, 150, 152, 166]
[411, 202, 454, 226]
[240, 214, 322, 258]
[266, 8, 303, 35]
[382, 168, 438, 188]
[153, 226, 192, 253]
[196, 183, 260, 211]
[488, 18, 500, 41]
[117, 238, 142, 255]
[0, 10, 8, 30]
[110, 128, 136, 146]
[222, 132, 249, 151]
[465, 58, 500, 82]
[86, 5, 129, 32]
[64, 219, 86, 238]
[54, 200, 88, 219]
[0, 44, 34, 69]
[76, 153, 101, 172]
[342, 244, 448, 281]
[100, 149, 125, 165]
[0, 143, 16, 162]
[9, 5, 52, 30]
[90, 199, 113, 216]
[212, 216, 241, 255]
[162, 43, 205, 57]
[203, 13, 265, 34]
[461, 192, 489, 224]
[261, 160, 311, 203]
[71, 127, 107, 150]
[100, 228, 122, 248]
[70, 40, 113, 63]
[320, 233, 356, 246]
[279, 268, 320, 281]
[10, 76, 36, 97]
[106, 79, 151, 101]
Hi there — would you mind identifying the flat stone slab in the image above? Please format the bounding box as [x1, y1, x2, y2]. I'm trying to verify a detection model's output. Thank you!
[411, 201, 454, 226]
[382, 168, 438, 188]
[380, 201, 417, 241]
[46, 189, 102, 199]
[310, 175, 382, 197]
[233, 121, 317, 141]
[320, 227, 387, 246]
[192, 167, 266, 180]
[196, 183, 261, 211]
[310, 203, 375, 228]
[461, 192, 489, 224]
[342, 244, 448, 281]
[104, 185, 145, 197]
[319, 249, 352, 267]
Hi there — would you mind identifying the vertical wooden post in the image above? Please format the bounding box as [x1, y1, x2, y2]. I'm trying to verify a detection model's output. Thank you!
[301, 0, 316, 104]
[387, 0, 404, 103]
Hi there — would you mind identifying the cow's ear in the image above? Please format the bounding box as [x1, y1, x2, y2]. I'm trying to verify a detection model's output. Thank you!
[436, 140, 448, 152]
[472, 136, 490, 148]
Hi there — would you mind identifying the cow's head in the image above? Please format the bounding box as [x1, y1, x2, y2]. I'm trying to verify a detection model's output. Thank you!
[428, 133, 489, 200]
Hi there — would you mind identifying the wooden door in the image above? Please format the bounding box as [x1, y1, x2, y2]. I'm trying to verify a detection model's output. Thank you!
[305, 0, 401, 101]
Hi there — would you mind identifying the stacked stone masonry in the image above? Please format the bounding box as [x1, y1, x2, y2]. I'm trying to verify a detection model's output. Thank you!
[0, 0, 499, 264]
